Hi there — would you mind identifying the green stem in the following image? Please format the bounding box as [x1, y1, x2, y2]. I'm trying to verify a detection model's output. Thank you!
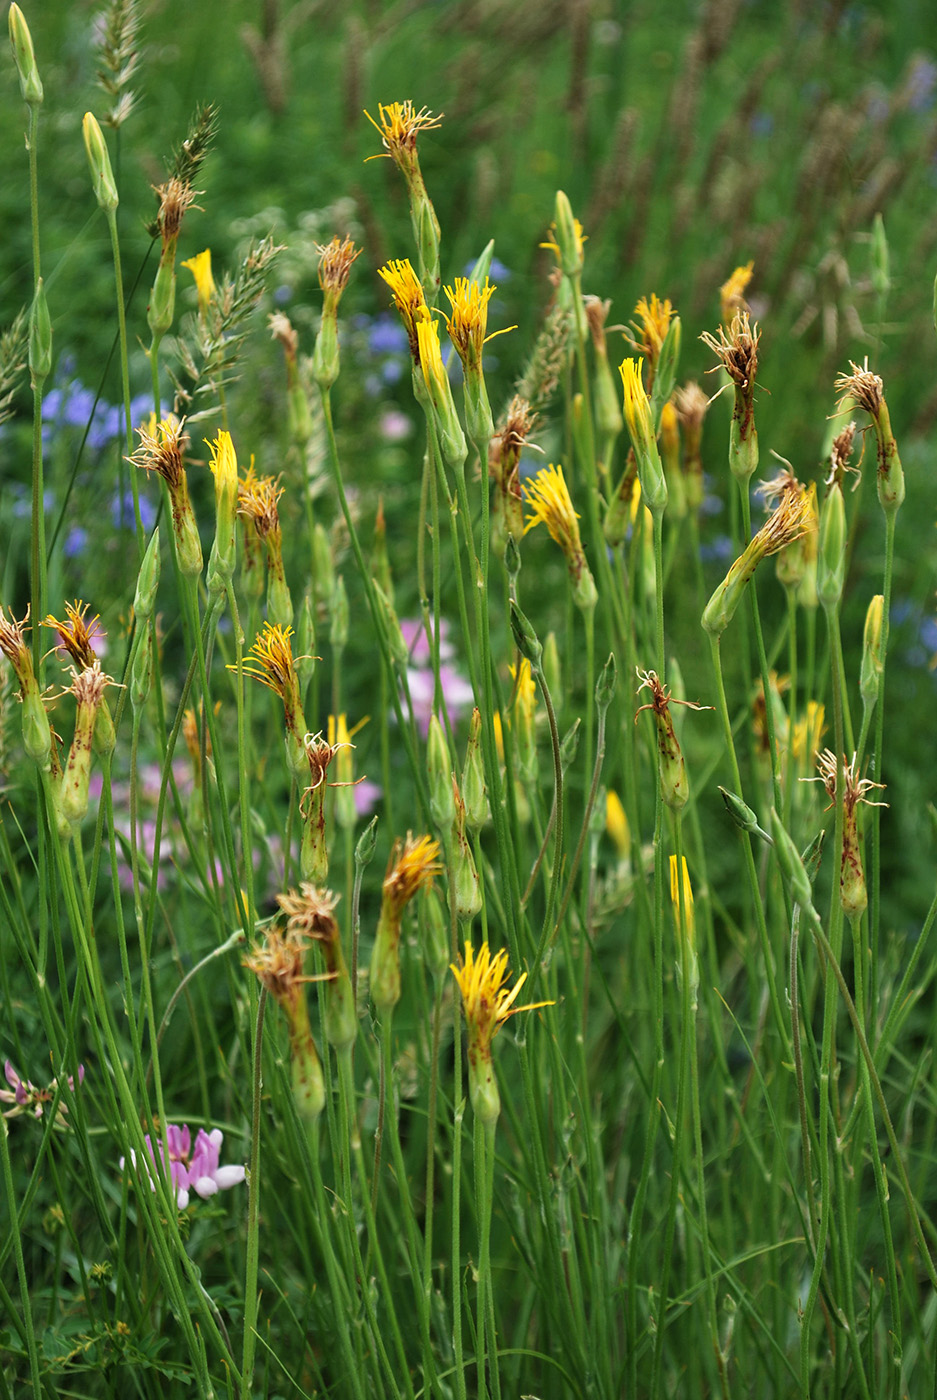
[240, 988, 266, 1400]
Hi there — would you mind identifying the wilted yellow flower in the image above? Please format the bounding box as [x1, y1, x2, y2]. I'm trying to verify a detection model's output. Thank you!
[127, 414, 187, 489]
[154, 178, 197, 251]
[240, 622, 299, 700]
[316, 235, 361, 295]
[43, 600, 103, 670]
[700, 312, 760, 394]
[382, 833, 442, 919]
[703, 481, 814, 637]
[181, 248, 215, 315]
[814, 750, 887, 919]
[237, 465, 283, 540]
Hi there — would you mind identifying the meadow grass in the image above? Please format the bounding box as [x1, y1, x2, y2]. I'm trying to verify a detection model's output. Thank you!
[3, 5, 937, 1399]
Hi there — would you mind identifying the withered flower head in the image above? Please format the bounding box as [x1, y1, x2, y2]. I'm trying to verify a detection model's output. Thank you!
[835, 359, 884, 418]
[43, 600, 103, 670]
[127, 414, 187, 489]
[634, 668, 710, 720]
[66, 660, 115, 708]
[814, 750, 887, 814]
[237, 464, 283, 539]
[757, 480, 814, 556]
[243, 925, 316, 1009]
[673, 381, 710, 431]
[583, 295, 612, 351]
[316, 235, 361, 294]
[828, 421, 859, 489]
[364, 101, 443, 164]
[700, 312, 760, 392]
[0, 605, 31, 675]
[268, 311, 298, 358]
[301, 730, 348, 797]
[756, 467, 804, 509]
[276, 883, 340, 943]
[490, 397, 538, 476]
[153, 177, 198, 246]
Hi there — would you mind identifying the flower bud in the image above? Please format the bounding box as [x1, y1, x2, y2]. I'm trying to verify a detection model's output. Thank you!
[131, 629, 153, 712]
[29, 279, 52, 387]
[553, 191, 584, 277]
[420, 884, 449, 980]
[371, 579, 409, 670]
[133, 528, 161, 621]
[452, 820, 482, 923]
[289, 1007, 326, 1126]
[620, 358, 667, 515]
[21, 686, 52, 767]
[355, 814, 379, 870]
[9, 5, 42, 106]
[560, 717, 580, 773]
[817, 481, 846, 612]
[206, 431, 238, 593]
[461, 709, 488, 832]
[768, 808, 814, 912]
[510, 601, 542, 669]
[148, 258, 176, 341]
[859, 594, 884, 712]
[718, 786, 771, 844]
[651, 317, 682, 425]
[427, 713, 455, 831]
[82, 112, 119, 212]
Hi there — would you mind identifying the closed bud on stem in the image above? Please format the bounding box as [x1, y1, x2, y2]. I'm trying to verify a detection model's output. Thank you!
[452, 790, 482, 922]
[560, 717, 580, 773]
[670, 855, 698, 1009]
[635, 669, 697, 811]
[503, 533, 521, 588]
[371, 580, 409, 670]
[859, 594, 885, 712]
[651, 317, 682, 425]
[817, 481, 846, 612]
[22, 684, 52, 768]
[289, 1001, 326, 1126]
[768, 808, 815, 912]
[206, 431, 238, 593]
[542, 631, 561, 702]
[29, 280, 52, 387]
[595, 652, 617, 714]
[300, 780, 328, 884]
[133, 529, 161, 620]
[461, 709, 488, 831]
[420, 884, 449, 980]
[427, 713, 455, 831]
[61, 664, 112, 825]
[82, 112, 119, 211]
[553, 191, 584, 277]
[718, 786, 772, 844]
[148, 258, 176, 342]
[510, 602, 542, 669]
[355, 814, 379, 870]
[311, 307, 339, 389]
[130, 628, 152, 712]
[9, 4, 42, 105]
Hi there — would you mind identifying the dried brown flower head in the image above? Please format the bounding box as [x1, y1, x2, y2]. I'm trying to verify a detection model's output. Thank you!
[42, 600, 103, 670]
[834, 359, 883, 418]
[700, 312, 760, 393]
[127, 415, 187, 489]
[316, 235, 361, 294]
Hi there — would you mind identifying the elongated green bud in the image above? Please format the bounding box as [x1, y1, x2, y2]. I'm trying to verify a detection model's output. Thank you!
[596, 652, 617, 713]
[553, 190, 584, 277]
[289, 1004, 326, 1125]
[560, 718, 580, 773]
[718, 786, 772, 844]
[82, 112, 118, 212]
[651, 317, 681, 427]
[311, 306, 339, 389]
[355, 814, 379, 869]
[371, 579, 409, 670]
[461, 708, 488, 832]
[133, 529, 161, 620]
[859, 594, 884, 712]
[427, 713, 455, 831]
[131, 629, 152, 712]
[510, 601, 542, 669]
[9, 4, 42, 106]
[769, 808, 814, 911]
[21, 684, 52, 767]
[29, 279, 51, 386]
[148, 258, 176, 341]
[420, 884, 449, 980]
[817, 481, 846, 611]
[300, 783, 328, 883]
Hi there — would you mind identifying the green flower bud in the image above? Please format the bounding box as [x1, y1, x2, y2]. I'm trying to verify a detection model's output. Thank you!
[420, 884, 449, 980]
[651, 317, 682, 427]
[133, 528, 161, 620]
[300, 782, 328, 884]
[148, 258, 176, 341]
[452, 828, 482, 923]
[817, 482, 846, 612]
[311, 307, 339, 389]
[427, 714, 455, 831]
[461, 708, 488, 832]
[560, 718, 580, 774]
[289, 1010, 326, 1126]
[29, 279, 51, 386]
[355, 814, 379, 870]
[82, 112, 119, 212]
[372, 580, 409, 670]
[510, 601, 542, 669]
[768, 808, 814, 912]
[553, 190, 584, 277]
[718, 786, 772, 844]
[8, 4, 42, 106]
[21, 685, 52, 767]
[295, 591, 316, 690]
[859, 594, 884, 712]
[130, 629, 152, 712]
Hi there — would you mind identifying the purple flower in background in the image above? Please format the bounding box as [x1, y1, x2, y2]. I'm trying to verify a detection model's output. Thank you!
[121, 1122, 245, 1210]
[368, 314, 409, 356]
[700, 534, 735, 563]
[111, 489, 156, 532]
[1, 1058, 85, 1121]
[353, 777, 382, 817]
[397, 617, 474, 734]
[379, 409, 412, 442]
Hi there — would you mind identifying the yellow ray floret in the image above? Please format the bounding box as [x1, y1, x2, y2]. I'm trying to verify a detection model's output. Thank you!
[523, 462, 581, 552]
[450, 940, 552, 1052]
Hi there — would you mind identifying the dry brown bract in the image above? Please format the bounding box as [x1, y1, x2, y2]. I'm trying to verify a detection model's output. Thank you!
[700, 312, 760, 392]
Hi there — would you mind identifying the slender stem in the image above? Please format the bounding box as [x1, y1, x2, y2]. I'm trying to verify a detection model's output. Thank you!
[240, 988, 266, 1400]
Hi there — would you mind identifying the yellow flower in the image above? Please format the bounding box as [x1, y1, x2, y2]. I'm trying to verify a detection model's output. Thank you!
[127, 414, 187, 489]
[378, 258, 427, 360]
[443, 276, 497, 371]
[181, 248, 215, 315]
[523, 462, 581, 552]
[669, 855, 695, 940]
[791, 700, 825, 764]
[415, 310, 448, 398]
[382, 833, 442, 918]
[364, 101, 442, 164]
[208, 430, 237, 494]
[629, 294, 673, 367]
[239, 622, 299, 700]
[720, 261, 754, 323]
[619, 358, 654, 453]
[451, 940, 551, 1055]
[606, 790, 630, 859]
[237, 465, 283, 540]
